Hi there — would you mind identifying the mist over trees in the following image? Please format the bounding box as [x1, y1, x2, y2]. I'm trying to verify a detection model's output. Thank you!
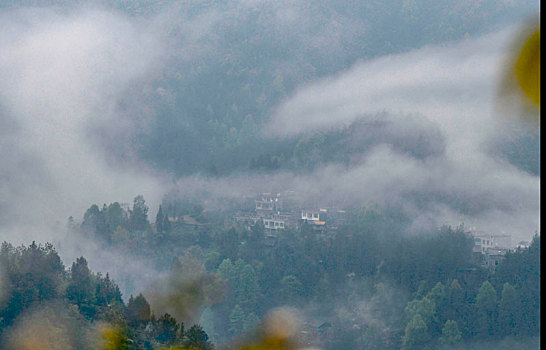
[0, 1, 539, 349]
[2, 196, 538, 348]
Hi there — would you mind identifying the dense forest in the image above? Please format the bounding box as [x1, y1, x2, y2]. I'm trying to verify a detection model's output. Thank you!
[0, 196, 539, 349]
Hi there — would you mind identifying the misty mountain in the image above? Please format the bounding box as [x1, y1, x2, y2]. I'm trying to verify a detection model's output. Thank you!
[62, 0, 536, 177]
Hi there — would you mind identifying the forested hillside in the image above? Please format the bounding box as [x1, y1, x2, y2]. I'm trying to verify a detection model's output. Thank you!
[2, 197, 538, 349]
[0, 1, 539, 349]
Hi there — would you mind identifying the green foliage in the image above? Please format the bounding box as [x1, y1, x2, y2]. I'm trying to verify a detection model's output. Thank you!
[475, 281, 497, 313]
[405, 297, 436, 325]
[475, 281, 498, 338]
[439, 320, 461, 345]
[106, 202, 126, 235]
[497, 283, 521, 336]
[0, 242, 65, 330]
[279, 275, 304, 305]
[3, 195, 538, 349]
[154, 313, 183, 346]
[402, 314, 430, 350]
[156, 205, 165, 234]
[127, 294, 151, 325]
[0, 241, 216, 349]
[492, 235, 540, 335]
[185, 324, 213, 350]
[229, 304, 245, 335]
[130, 195, 150, 232]
[66, 257, 96, 319]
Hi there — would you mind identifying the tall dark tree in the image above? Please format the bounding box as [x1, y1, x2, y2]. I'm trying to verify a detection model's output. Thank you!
[81, 204, 107, 238]
[475, 280, 498, 338]
[154, 313, 183, 346]
[218, 227, 239, 260]
[65, 257, 96, 319]
[127, 294, 151, 326]
[156, 205, 165, 233]
[185, 324, 214, 350]
[106, 202, 126, 233]
[0, 242, 65, 327]
[163, 211, 172, 233]
[498, 282, 522, 336]
[130, 195, 149, 231]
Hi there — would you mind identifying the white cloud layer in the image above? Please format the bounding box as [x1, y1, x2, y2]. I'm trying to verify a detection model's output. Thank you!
[0, 6, 167, 244]
[263, 26, 539, 241]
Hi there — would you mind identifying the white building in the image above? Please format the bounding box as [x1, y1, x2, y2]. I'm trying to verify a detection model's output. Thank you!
[301, 209, 327, 222]
[471, 231, 512, 253]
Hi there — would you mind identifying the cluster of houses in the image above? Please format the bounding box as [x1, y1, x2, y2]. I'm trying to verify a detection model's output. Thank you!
[234, 192, 348, 236]
[234, 193, 530, 271]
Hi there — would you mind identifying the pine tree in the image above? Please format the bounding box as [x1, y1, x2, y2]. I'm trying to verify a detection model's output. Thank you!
[402, 314, 430, 350]
[130, 195, 149, 231]
[156, 205, 164, 233]
[163, 213, 172, 232]
[439, 320, 461, 345]
[475, 280, 498, 338]
[127, 293, 151, 325]
[185, 324, 213, 350]
[498, 283, 521, 336]
[229, 304, 245, 335]
[65, 257, 95, 319]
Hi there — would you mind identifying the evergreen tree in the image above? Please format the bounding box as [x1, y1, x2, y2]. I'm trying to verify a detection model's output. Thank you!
[229, 304, 245, 335]
[402, 314, 430, 350]
[439, 320, 462, 345]
[82, 204, 107, 238]
[235, 264, 260, 313]
[428, 282, 447, 335]
[404, 297, 436, 328]
[445, 280, 464, 326]
[498, 282, 521, 336]
[163, 213, 172, 233]
[130, 195, 149, 231]
[475, 280, 498, 338]
[279, 275, 304, 305]
[218, 228, 239, 259]
[106, 202, 126, 234]
[127, 293, 151, 326]
[185, 324, 214, 350]
[154, 313, 182, 346]
[156, 205, 164, 233]
[65, 257, 96, 319]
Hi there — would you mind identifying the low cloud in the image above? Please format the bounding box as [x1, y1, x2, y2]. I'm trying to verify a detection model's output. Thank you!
[0, 5, 167, 244]
[166, 26, 539, 242]
[262, 25, 539, 241]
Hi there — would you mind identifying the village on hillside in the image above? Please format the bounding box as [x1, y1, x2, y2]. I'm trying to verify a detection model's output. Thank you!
[229, 192, 529, 272]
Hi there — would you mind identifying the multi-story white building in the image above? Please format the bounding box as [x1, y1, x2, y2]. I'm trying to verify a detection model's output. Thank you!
[300, 209, 327, 232]
[236, 193, 293, 233]
[301, 209, 327, 222]
[469, 230, 513, 270]
[471, 231, 512, 254]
